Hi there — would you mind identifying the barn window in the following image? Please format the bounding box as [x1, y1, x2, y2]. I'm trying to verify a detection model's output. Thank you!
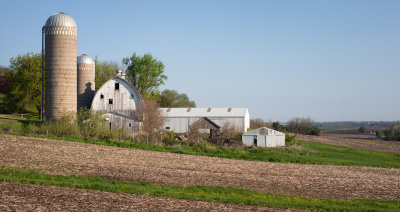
[115, 83, 119, 90]
[109, 99, 113, 104]
[166, 127, 170, 130]
[129, 123, 132, 127]
[100, 94, 104, 99]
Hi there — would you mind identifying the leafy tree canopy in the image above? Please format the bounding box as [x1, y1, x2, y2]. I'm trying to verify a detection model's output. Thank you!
[5, 53, 42, 113]
[94, 59, 119, 90]
[122, 53, 167, 99]
[159, 89, 196, 108]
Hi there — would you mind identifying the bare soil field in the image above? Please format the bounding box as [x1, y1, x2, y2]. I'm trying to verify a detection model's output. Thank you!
[1, 134, 399, 200]
[296, 133, 400, 154]
[0, 182, 295, 212]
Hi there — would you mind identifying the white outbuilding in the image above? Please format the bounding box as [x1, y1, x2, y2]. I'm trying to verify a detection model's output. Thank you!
[242, 127, 285, 147]
[160, 108, 250, 133]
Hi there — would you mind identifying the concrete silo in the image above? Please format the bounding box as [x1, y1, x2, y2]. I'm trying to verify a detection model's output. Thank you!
[77, 54, 95, 110]
[43, 12, 77, 121]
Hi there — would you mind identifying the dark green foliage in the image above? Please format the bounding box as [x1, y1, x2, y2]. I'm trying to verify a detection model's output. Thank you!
[1, 167, 399, 211]
[359, 126, 368, 134]
[159, 89, 196, 108]
[272, 121, 285, 132]
[287, 117, 320, 136]
[384, 125, 400, 141]
[5, 53, 42, 113]
[94, 59, 119, 90]
[376, 130, 383, 139]
[285, 133, 299, 146]
[0, 66, 12, 94]
[123, 53, 167, 99]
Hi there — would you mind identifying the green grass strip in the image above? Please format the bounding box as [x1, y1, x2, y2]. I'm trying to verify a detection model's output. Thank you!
[5, 132, 400, 169]
[1, 167, 399, 211]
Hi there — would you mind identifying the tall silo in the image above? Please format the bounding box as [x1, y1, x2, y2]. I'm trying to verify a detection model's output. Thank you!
[43, 12, 77, 121]
[77, 54, 95, 110]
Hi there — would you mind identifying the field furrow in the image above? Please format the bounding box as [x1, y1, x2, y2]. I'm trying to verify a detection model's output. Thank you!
[1, 182, 296, 211]
[1, 134, 399, 200]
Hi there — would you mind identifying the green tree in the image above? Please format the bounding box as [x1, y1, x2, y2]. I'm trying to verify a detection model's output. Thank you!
[272, 121, 285, 132]
[94, 59, 119, 90]
[383, 125, 400, 141]
[359, 126, 368, 134]
[5, 53, 42, 113]
[376, 130, 383, 139]
[159, 89, 196, 108]
[122, 53, 167, 99]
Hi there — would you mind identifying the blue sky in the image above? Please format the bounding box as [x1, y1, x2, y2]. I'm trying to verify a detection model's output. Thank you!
[0, 0, 399, 122]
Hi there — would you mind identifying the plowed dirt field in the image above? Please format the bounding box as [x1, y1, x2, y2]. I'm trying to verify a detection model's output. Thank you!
[296, 134, 400, 153]
[0, 182, 297, 211]
[1, 134, 399, 200]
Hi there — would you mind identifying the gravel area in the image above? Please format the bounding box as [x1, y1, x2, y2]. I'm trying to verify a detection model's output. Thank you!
[1, 134, 399, 200]
[0, 182, 297, 211]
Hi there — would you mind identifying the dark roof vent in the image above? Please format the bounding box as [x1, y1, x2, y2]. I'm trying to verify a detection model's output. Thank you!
[228, 108, 232, 112]
[167, 108, 171, 112]
[187, 108, 191, 112]
[207, 108, 211, 112]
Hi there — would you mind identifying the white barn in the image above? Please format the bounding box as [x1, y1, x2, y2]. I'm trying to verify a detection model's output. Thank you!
[91, 72, 143, 133]
[242, 127, 285, 147]
[160, 108, 250, 133]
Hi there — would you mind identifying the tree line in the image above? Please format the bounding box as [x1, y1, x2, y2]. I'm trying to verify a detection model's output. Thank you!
[2, 52, 196, 114]
[250, 117, 320, 136]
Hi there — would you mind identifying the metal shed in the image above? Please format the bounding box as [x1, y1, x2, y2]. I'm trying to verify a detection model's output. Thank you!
[242, 127, 285, 147]
[160, 108, 250, 133]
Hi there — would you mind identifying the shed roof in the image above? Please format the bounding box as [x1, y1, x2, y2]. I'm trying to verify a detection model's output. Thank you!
[243, 127, 284, 136]
[160, 108, 248, 118]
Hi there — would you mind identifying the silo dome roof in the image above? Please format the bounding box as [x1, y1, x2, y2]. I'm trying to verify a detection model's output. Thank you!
[77, 54, 95, 64]
[45, 12, 77, 28]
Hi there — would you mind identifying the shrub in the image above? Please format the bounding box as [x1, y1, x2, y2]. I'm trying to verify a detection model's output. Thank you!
[285, 133, 300, 146]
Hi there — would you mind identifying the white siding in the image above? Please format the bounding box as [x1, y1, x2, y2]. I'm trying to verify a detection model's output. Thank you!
[160, 108, 250, 133]
[242, 127, 286, 147]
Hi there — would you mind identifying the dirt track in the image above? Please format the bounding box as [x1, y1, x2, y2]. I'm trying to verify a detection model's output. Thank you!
[0, 182, 295, 212]
[1, 134, 399, 200]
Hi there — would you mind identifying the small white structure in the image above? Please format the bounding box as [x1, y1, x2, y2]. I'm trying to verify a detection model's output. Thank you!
[160, 108, 250, 133]
[242, 127, 285, 147]
[91, 71, 143, 133]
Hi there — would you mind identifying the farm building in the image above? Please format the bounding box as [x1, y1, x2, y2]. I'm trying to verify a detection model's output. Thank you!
[91, 71, 143, 133]
[242, 127, 285, 147]
[41, 12, 252, 135]
[160, 108, 250, 133]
